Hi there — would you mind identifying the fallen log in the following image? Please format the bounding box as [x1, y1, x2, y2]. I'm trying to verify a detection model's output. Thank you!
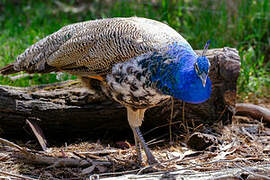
[0, 48, 241, 140]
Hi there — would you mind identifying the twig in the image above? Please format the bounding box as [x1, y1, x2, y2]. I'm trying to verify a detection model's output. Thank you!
[146, 133, 167, 146]
[98, 168, 140, 177]
[182, 102, 190, 134]
[77, 149, 121, 155]
[143, 120, 183, 136]
[26, 119, 48, 151]
[0, 137, 29, 155]
[136, 166, 154, 175]
[217, 107, 227, 122]
[240, 126, 256, 141]
[169, 97, 174, 143]
[72, 151, 91, 161]
[147, 159, 247, 176]
[232, 162, 270, 180]
[192, 123, 204, 133]
[99, 156, 236, 177]
[0, 137, 91, 167]
[146, 139, 165, 146]
[7, 73, 35, 81]
[0, 170, 38, 180]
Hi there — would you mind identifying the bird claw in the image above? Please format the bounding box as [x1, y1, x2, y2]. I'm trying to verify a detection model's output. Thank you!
[147, 156, 159, 165]
[136, 159, 143, 167]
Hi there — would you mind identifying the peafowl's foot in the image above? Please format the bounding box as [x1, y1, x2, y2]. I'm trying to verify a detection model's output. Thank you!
[133, 127, 159, 165]
[145, 152, 159, 165]
[135, 148, 143, 166]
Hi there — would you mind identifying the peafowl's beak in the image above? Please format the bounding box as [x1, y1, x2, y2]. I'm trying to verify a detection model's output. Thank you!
[200, 72, 207, 88]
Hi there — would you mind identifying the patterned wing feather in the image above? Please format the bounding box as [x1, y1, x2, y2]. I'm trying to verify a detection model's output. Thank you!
[12, 17, 187, 76]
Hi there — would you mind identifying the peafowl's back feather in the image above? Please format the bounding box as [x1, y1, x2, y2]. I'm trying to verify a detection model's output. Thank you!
[2, 17, 187, 76]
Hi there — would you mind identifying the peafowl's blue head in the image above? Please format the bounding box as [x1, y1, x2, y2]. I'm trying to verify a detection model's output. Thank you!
[148, 40, 212, 104]
[194, 41, 211, 88]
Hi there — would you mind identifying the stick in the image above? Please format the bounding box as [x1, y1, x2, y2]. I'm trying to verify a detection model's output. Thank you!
[26, 119, 48, 151]
[8, 73, 35, 81]
[232, 162, 270, 180]
[143, 120, 183, 136]
[0, 137, 90, 167]
[0, 137, 29, 155]
[77, 149, 121, 155]
[144, 159, 248, 176]
[0, 170, 38, 180]
[98, 168, 140, 177]
[169, 97, 174, 144]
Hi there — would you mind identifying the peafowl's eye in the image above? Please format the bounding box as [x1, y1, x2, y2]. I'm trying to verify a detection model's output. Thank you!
[195, 63, 201, 74]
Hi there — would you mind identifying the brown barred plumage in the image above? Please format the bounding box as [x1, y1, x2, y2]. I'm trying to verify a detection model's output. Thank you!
[0, 17, 186, 76]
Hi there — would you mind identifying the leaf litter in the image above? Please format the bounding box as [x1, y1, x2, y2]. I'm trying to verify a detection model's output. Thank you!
[0, 113, 270, 179]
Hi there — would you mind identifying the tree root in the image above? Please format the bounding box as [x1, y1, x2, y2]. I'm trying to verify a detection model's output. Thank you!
[236, 103, 270, 123]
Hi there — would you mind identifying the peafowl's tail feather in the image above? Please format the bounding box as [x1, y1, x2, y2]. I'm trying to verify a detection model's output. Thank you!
[0, 64, 19, 75]
[0, 63, 58, 75]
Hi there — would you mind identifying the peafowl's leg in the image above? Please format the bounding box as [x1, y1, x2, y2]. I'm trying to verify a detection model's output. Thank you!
[132, 128, 142, 165]
[127, 107, 158, 165]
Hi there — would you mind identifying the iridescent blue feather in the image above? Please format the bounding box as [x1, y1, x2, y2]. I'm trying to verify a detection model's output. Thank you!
[143, 42, 211, 104]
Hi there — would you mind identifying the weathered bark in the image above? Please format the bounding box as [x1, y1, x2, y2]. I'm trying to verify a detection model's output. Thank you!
[0, 48, 241, 140]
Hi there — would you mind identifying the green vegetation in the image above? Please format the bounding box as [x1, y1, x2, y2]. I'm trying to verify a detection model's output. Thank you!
[0, 0, 269, 98]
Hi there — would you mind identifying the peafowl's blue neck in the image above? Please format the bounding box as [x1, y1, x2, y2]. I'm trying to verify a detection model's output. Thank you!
[145, 42, 211, 104]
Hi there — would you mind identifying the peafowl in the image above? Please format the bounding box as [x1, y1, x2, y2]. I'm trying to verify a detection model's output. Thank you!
[0, 17, 211, 165]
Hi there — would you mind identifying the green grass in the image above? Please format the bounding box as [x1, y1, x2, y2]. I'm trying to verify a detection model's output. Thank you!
[0, 0, 269, 98]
